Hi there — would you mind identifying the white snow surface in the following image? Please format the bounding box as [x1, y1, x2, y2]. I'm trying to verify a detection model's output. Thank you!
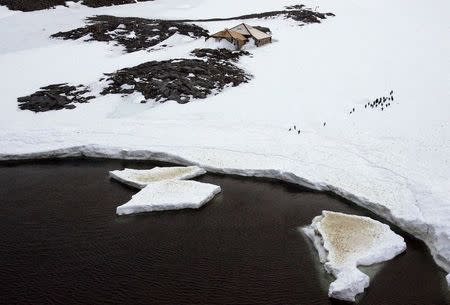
[0, 0, 449, 276]
[303, 211, 406, 301]
[109, 165, 206, 189]
[116, 180, 221, 215]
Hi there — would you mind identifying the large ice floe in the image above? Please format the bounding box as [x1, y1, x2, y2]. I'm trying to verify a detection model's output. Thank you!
[302, 211, 406, 301]
[109, 166, 206, 189]
[116, 180, 221, 215]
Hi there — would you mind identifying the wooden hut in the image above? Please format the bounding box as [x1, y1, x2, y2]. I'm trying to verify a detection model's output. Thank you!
[230, 23, 272, 47]
[210, 29, 248, 50]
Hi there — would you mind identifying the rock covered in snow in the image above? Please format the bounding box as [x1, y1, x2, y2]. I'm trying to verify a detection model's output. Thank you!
[302, 211, 406, 302]
[447, 274, 450, 289]
[109, 166, 206, 189]
[51, 15, 208, 53]
[100, 58, 251, 104]
[0, 0, 153, 12]
[116, 180, 221, 215]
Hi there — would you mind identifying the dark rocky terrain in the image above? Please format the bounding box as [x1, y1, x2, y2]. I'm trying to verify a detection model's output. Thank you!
[252, 26, 271, 34]
[49, 5, 333, 54]
[17, 84, 94, 112]
[191, 48, 250, 62]
[52, 15, 209, 53]
[17, 50, 251, 111]
[101, 58, 251, 103]
[175, 7, 334, 24]
[0, 0, 152, 12]
[13, 4, 333, 111]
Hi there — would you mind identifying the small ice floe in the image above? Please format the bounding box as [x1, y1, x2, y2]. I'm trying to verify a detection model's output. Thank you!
[109, 166, 206, 189]
[116, 180, 221, 215]
[302, 211, 406, 302]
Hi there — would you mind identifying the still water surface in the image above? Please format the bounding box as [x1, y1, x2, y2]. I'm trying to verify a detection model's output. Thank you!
[0, 159, 448, 305]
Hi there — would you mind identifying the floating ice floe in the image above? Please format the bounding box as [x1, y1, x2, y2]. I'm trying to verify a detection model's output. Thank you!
[116, 180, 221, 215]
[302, 211, 406, 302]
[109, 166, 206, 189]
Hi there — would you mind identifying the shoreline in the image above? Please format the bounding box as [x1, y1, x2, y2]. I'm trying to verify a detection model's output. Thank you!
[1, 144, 448, 276]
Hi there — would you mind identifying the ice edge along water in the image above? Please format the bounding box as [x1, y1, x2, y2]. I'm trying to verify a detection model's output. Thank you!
[109, 165, 207, 189]
[1, 144, 448, 279]
[302, 210, 406, 301]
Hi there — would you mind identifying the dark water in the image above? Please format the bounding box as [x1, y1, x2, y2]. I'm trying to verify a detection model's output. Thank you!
[0, 159, 448, 305]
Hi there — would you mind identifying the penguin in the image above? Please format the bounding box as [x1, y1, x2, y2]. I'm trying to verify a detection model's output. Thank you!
[294, 125, 296, 130]
[289, 128, 291, 131]
[298, 130, 301, 134]
[365, 105, 367, 108]
[390, 90, 393, 95]
[323, 122, 326, 126]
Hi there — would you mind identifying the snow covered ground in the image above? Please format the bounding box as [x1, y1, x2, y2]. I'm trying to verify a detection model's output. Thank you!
[116, 180, 221, 215]
[110, 165, 206, 188]
[0, 0, 449, 279]
[303, 211, 406, 301]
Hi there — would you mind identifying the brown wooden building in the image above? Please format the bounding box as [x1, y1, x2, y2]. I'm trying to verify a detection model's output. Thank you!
[210, 23, 272, 50]
[210, 29, 248, 49]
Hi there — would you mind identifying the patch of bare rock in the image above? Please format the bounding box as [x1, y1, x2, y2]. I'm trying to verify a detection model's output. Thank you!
[17, 49, 251, 111]
[175, 5, 334, 25]
[191, 48, 250, 62]
[100, 57, 251, 104]
[17, 84, 94, 112]
[0, 0, 152, 12]
[51, 15, 209, 53]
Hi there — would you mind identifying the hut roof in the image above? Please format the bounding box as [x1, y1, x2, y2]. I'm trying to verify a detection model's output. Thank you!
[210, 29, 247, 42]
[230, 23, 271, 40]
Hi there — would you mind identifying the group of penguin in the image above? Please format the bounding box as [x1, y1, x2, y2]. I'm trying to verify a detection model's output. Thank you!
[364, 90, 394, 111]
[288, 90, 395, 134]
[288, 125, 301, 134]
